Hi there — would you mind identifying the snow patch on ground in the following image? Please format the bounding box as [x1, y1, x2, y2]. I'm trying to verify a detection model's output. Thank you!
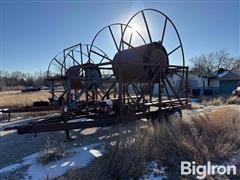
[0, 143, 103, 180]
[223, 153, 240, 167]
[140, 161, 167, 180]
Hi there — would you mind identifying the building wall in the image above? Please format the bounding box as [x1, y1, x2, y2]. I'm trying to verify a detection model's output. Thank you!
[152, 73, 239, 96]
[161, 71, 240, 96]
[219, 80, 239, 94]
[210, 79, 219, 87]
[188, 74, 203, 88]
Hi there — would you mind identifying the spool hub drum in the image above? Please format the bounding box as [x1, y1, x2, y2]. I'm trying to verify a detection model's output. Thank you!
[113, 42, 169, 83]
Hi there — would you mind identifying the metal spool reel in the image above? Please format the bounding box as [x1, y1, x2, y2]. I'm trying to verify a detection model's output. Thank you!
[61, 44, 108, 76]
[89, 23, 146, 101]
[47, 51, 67, 91]
[90, 23, 146, 59]
[60, 44, 112, 106]
[61, 44, 107, 91]
[47, 44, 107, 88]
[46, 46, 86, 91]
[46, 44, 108, 105]
[116, 9, 186, 110]
[47, 52, 65, 79]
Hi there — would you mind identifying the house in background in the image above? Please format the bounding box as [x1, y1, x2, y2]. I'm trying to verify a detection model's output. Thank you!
[149, 68, 239, 97]
[152, 71, 207, 97]
[189, 68, 240, 96]
[208, 68, 240, 95]
[188, 72, 208, 96]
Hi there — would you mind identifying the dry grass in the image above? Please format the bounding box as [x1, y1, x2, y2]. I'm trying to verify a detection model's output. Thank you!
[227, 96, 240, 105]
[153, 107, 240, 166]
[0, 90, 51, 108]
[94, 126, 148, 179]
[37, 139, 67, 165]
[190, 103, 205, 109]
[201, 96, 240, 106]
[58, 107, 240, 179]
[0, 90, 61, 121]
[201, 97, 226, 106]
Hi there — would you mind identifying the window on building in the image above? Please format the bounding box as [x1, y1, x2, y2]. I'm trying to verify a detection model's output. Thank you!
[208, 79, 210, 87]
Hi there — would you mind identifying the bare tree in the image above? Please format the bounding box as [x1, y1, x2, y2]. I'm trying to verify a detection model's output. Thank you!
[190, 50, 240, 76]
[0, 70, 49, 89]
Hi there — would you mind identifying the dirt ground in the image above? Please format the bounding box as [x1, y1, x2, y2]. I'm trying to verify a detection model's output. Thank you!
[0, 90, 51, 108]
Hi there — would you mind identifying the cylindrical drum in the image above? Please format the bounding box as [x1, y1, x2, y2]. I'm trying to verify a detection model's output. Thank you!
[66, 63, 102, 90]
[112, 42, 169, 83]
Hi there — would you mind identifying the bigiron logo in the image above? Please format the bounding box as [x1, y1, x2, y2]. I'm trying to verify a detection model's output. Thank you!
[181, 161, 237, 179]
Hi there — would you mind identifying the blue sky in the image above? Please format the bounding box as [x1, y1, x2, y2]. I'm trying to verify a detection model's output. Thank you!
[0, 0, 239, 73]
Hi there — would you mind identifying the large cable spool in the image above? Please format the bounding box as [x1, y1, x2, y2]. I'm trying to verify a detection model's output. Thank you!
[113, 42, 169, 83]
[113, 9, 185, 98]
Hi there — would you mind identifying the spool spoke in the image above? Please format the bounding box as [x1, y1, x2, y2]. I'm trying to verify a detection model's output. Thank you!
[108, 26, 119, 51]
[119, 24, 124, 50]
[100, 54, 108, 64]
[87, 45, 94, 63]
[141, 11, 152, 43]
[134, 69, 160, 109]
[66, 53, 80, 66]
[80, 44, 83, 65]
[162, 76, 171, 100]
[128, 32, 133, 49]
[132, 84, 141, 96]
[168, 45, 181, 56]
[163, 76, 184, 106]
[53, 58, 66, 70]
[71, 50, 75, 66]
[53, 64, 62, 74]
[161, 17, 168, 44]
[90, 49, 112, 62]
[101, 82, 116, 100]
[95, 74, 114, 88]
[122, 40, 134, 49]
[86, 45, 90, 57]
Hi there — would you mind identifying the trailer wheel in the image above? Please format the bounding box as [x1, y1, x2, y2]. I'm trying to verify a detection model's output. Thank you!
[167, 107, 182, 121]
